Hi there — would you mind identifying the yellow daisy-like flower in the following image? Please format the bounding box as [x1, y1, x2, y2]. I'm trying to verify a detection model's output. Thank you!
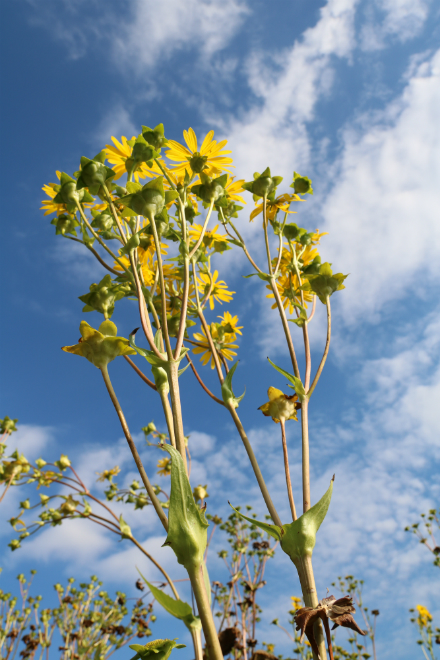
[157, 458, 171, 477]
[104, 136, 162, 182]
[188, 223, 228, 251]
[224, 175, 246, 204]
[165, 128, 233, 178]
[267, 272, 314, 315]
[197, 270, 235, 310]
[218, 311, 243, 335]
[192, 324, 238, 369]
[258, 387, 299, 424]
[96, 466, 121, 482]
[416, 605, 432, 627]
[114, 241, 169, 287]
[290, 596, 303, 613]
[41, 172, 66, 216]
[250, 193, 303, 222]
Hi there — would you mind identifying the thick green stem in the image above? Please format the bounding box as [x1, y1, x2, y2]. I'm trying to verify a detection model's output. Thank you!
[158, 389, 176, 449]
[227, 403, 282, 528]
[100, 365, 168, 530]
[190, 629, 204, 660]
[301, 398, 310, 513]
[294, 555, 328, 660]
[188, 565, 223, 660]
[168, 362, 188, 471]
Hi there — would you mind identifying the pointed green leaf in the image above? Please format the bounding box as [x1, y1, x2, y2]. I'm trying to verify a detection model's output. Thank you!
[267, 358, 307, 401]
[140, 575, 202, 632]
[228, 504, 282, 542]
[280, 478, 334, 563]
[161, 444, 209, 571]
[221, 361, 245, 409]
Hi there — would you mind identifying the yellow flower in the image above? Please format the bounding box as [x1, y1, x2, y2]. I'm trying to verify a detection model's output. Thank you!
[96, 466, 120, 482]
[290, 596, 303, 613]
[41, 172, 66, 216]
[104, 136, 162, 182]
[258, 387, 299, 424]
[165, 128, 233, 178]
[192, 324, 238, 369]
[188, 223, 228, 251]
[416, 605, 432, 627]
[196, 270, 235, 310]
[114, 241, 170, 287]
[250, 193, 302, 222]
[267, 273, 314, 315]
[157, 458, 171, 477]
[224, 175, 246, 204]
[218, 311, 243, 335]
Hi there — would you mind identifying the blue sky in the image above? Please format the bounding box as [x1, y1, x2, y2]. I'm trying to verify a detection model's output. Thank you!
[1, 0, 439, 657]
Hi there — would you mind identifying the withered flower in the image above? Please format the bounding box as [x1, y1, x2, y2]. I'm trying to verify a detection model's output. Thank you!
[294, 595, 367, 660]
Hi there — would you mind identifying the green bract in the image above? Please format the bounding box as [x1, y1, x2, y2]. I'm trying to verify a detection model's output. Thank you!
[291, 171, 313, 195]
[303, 262, 348, 304]
[118, 177, 178, 221]
[129, 639, 186, 660]
[230, 477, 334, 561]
[221, 361, 245, 409]
[189, 153, 208, 174]
[78, 275, 131, 319]
[62, 320, 136, 369]
[161, 444, 209, 571]
[50, 213, 79, 236]
[242, 167, 283, 200]
[142, 123, 168, 150]
[75, 151, 116, 196]
[52, 173, 94, 206]
[125, 136, 160, 180]
[191, 173, 227, 204]
[91, 210, 114, 233]
[142, 576, 202, 633]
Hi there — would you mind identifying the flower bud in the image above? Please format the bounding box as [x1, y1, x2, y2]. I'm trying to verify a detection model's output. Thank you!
[51, 213, 79, 236]
[290, 171, 313, 195]
[191, 173, 227, 204]
[242, 168, 283, 199]
[118, 177, 165, 220]
[189, 153, 208, 173]
[142, 123, 168, 150]
[75, 152, 116, 195]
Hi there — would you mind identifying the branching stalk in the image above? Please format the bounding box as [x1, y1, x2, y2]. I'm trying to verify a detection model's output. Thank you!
[280, 420, 297, 521]
[308, 297, 331, 397]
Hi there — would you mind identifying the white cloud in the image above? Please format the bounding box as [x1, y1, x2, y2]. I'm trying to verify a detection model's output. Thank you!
[321, 48, 440, 321]
[113, 0, 249, 73]
[93, 105, 138, 146]
[361, 0, 431, 50]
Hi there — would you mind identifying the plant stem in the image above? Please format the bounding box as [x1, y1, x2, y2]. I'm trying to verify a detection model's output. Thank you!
[158, 389, 176, 449]
[188, 565, 223, 660]
[186, 354, 225, 406]
[168, 361, 188, 471]
[308, 297, 331, 397]
[227, 403, 282, 528]
[124, 356, 157, 390]
[280, 420, 297, 521]
[149, 214, 173, 360]
[190, 629, 204, 660]
[301, 398, 311, 513]
[293, 555, 328, 660]
[100, 364, 168, 530]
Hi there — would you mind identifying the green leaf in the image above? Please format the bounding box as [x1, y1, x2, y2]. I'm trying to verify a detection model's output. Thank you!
[161, 445, 209, 571]
[129, 639, 186, 660]
[119, 514, 132, 539]
[221, 361, 245, 409]
[141, 575, 202, 632]
[280, 478, 334, 562]
[267, 358, 307, 402]
[228, 504, 282, 542]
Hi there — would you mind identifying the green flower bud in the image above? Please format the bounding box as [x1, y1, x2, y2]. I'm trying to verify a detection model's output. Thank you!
[75, 152, 116, 196]
[78, 275, 130, 320]
[291, 171, 313, 195]
[303, 262, 348, 304]
[51, 213, 79, 236]
[151, 366, 169, 394]
[193, 485, 209, 502]
[302, 256, 321, 275]
[91, 211, 113, 232]
[62, 320, 136, 369]
[9, 539, 21, 551]
[118, 177, 165, 220]
[35, 458, 46, 468]
[0, 416, 18, 434]
[55, 455, 71, 470]
[242, 168, 283, 199]
[191, 173, 227, 204]
[188, 153, 208, 173]
[53, 173, 94, 206]
[142, 123, 168, 151]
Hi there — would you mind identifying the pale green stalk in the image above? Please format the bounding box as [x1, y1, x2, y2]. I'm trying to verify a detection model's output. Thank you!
[187, 565, 223, 660]
[64, 235, 120, 275]
[307, 297, 331, 397]
[190, 629, 203, 660]
[100, 364, 168, 530]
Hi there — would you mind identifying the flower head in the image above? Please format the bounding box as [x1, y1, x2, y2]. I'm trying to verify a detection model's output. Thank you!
[41, 172, 67, 216]
[416, 604, 432, 627]
[218, 311, 243, 336]
[62, 320, 136, 369]
[258, 387, 299, 424]
[157, 458, 171, 477]
[192, 323, 238, 369]
[196, 270, 235, 310]
[224, 175, 246, 204]
[250, 193, 302, 222]
[105, 136, 162, 182]
[166, 128, 233, 178]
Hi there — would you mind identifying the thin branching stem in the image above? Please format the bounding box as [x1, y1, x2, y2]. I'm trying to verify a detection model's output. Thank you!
[280, 419, 297, 521]
[308, 297, 331, 397]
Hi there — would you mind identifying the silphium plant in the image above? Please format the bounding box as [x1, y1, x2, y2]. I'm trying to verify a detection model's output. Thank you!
[38, 121, 364, 660]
